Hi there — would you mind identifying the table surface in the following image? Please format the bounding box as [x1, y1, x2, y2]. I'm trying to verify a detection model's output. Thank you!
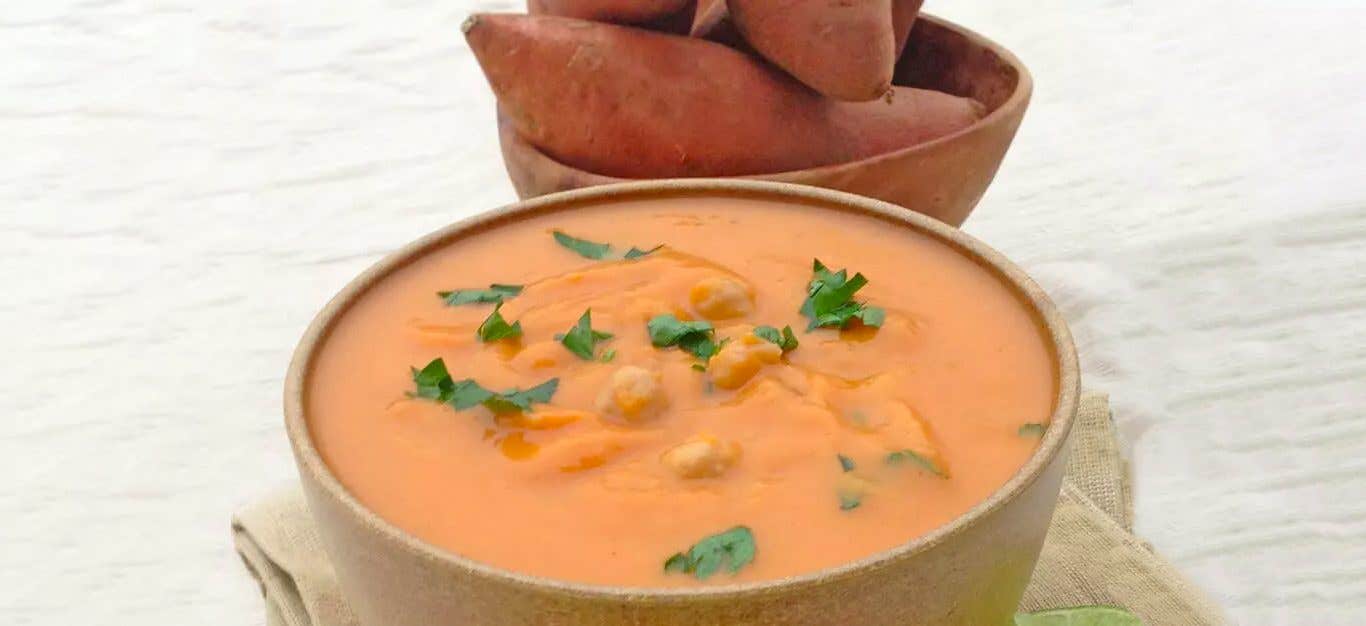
[3, 1, 1364, 624]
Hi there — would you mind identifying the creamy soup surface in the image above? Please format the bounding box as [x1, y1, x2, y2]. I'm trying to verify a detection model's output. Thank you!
[308, 195, 1056, 587]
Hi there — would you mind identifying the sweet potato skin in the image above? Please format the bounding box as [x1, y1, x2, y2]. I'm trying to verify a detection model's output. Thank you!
[728, 0, 896, 102]
[529, 0, 693, 25]
[465, 14, 981, 178]
[892, 0, 926, 59]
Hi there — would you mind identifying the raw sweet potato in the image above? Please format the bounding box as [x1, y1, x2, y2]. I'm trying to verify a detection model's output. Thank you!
[464, 14, 983, 178]
[728, 0, 896, 102]
[529, 0, 693, 25]
[892, 0, 926, 60]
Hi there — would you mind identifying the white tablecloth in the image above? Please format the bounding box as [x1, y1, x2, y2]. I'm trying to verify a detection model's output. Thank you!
[2, 1, 1362, 624]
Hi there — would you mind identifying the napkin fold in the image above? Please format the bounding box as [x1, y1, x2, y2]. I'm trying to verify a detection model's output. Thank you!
[233, 392, 1225, 625]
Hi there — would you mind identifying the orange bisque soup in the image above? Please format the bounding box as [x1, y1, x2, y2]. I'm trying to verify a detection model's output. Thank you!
[307, 195, 1057, 588]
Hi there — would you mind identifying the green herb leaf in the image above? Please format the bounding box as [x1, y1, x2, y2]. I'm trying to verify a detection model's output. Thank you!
[559, 309, 614, 360]
[839, 491, 862, 511]
[647, 314, 718, 359]
[691, 363, 707, 372]
[837, 454, 856, 472]
[553, 230, 613, 259]
[448, 379, 497, 410]
[885, 449, 948, 478]
[477, 303, 522, 342]
[410, 358, 556, 414]
[1014, 606, 1142, 625]
[754, 325, 799, 353]
[663, 526, 757, 580]
[1018, 422, 1047, 437]
[663, 553, 689, 574]
[553, 231, 660, 261]
[599, 348, 617, 363]
[799, 259, 884, 331]
[482, 378, 560, 414]
[624, 245, 662, 260]
[438, 284, 523, 306]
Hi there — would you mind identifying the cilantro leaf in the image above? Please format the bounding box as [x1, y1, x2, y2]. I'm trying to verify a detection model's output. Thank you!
[448, 379, 496, 410]
[837, 454, 856, 472]
[553, 231, 660, 261]
[599, 348, 617, 363]
[885, 449, 948, 478]
[799, 259, 885, 331]
[409, 358, 556, 414]
[647, 314, 717, 359]
[754, 325, 799, 353]
[552, 230, 613, 259]
[663, 526, 757, 580]
[1014, 606, 1142, 625]
[1018, 422, 1047, 437]
[477, 303, 522, 342]
[558, 309, 614, 360]
[438, 284, 522, 306]
[411, 359, 455, 401]
[624, 245, 662, 260]
[663, 553, 688, 574]
[482, 378, 559, 414]
[839, 491, 862, 511]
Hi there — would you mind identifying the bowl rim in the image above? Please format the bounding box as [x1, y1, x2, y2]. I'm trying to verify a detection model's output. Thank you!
[498, 12, 1035, 183]
[284, 179, 1079, 602]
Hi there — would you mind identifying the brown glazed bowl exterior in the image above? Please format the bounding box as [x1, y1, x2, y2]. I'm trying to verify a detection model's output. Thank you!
[496, 14, 1033, 227]
[285, 180, 1078, 626]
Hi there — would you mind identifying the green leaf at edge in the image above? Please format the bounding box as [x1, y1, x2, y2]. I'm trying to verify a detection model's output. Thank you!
[885, 449, 948, 478]
[1013, 606, 1143, 626]
[1019, 422, 1047, 437]
[663, 553, 689, 574]
[552, 230, 613, 260]
[663, 526, 756, 581]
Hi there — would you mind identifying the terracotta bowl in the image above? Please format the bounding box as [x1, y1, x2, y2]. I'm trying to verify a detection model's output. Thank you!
[285, 180, 1077, 626]
[496, 15, 1032, 227]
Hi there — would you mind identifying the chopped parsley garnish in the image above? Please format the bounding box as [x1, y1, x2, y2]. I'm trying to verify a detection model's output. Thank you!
[691, 363, 707, 372]
[476, 303, 522, 342]
[410, 358, 557, 414]
[799, 259, 885, 331]
[662, 526, 756, 580]
[599, 348, 617, 363]
[552, 230, 660, 261]
[754, 325, 799, 353]
[437, 283, 522, 306]
[839, 491, 862, 511]
[647, 313, 718, 360]
[885, 449, 948, 478]
[1018, 422, 1047, 437]
[556, 309, 614, 360]
[624, 245, 663, 259]
[837, 454, 856, 472]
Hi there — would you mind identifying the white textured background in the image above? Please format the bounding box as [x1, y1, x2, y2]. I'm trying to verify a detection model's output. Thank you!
[2, 0, 1363, 624]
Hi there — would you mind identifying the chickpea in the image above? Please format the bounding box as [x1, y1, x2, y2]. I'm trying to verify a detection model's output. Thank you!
[709, 335, 783, 390]
[596, 365, 668, 422]
[661, 435, 741, 479]
[689, 277, 753, 320]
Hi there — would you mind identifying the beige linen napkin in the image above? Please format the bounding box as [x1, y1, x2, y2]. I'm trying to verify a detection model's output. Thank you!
[233, 393, 1225, 625]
